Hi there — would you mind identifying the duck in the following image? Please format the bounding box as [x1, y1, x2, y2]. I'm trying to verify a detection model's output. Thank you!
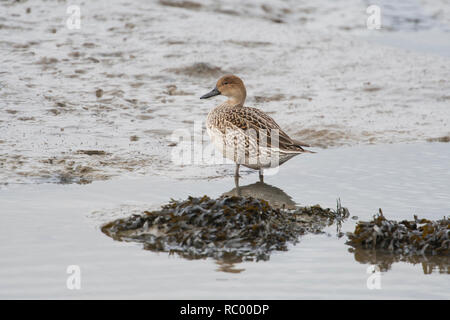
[200, 74, 314, 182]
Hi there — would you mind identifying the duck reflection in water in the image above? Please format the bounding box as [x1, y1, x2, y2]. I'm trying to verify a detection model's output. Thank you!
[223, 176, 297, 210]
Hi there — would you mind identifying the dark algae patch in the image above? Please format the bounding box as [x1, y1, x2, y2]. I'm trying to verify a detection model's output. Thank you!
[101, 196, 450, 274]
[347, 210, 450, 274]
[346, 210, 449, 273]
[102, 195, 349, 262]
[346, 210, 449, 256]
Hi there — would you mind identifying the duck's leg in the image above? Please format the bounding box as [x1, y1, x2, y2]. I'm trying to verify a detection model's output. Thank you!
[234, 172, 241, 196]
[259, 168, 264, 183]
[234, 164, 240, 178]
[234, 164, 241, 191]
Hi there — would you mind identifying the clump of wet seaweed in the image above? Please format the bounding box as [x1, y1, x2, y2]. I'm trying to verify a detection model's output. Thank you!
[346, 210, 449, 256]
[101, 195, 349, 262]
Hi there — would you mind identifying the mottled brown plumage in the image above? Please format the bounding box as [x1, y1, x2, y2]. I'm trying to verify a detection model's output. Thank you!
[200, 74, 314, 180]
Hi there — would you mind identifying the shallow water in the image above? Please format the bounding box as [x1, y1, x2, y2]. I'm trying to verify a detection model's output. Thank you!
[1, 143, 449, 299]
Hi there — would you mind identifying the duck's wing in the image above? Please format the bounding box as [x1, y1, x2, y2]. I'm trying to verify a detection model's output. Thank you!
[218, 106, 313, 153]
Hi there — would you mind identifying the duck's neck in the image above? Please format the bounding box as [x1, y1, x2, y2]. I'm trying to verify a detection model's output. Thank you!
[226, 98, 244, 107]
[226, 89, 246, 107]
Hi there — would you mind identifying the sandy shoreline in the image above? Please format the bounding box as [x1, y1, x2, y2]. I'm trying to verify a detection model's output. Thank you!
[0, 0, 449, 185]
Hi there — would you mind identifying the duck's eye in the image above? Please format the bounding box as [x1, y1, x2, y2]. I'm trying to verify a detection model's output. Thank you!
[223, 82, 229, 85]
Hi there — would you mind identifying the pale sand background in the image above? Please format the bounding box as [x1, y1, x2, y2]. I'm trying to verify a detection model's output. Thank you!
[0, 0, 449, 184]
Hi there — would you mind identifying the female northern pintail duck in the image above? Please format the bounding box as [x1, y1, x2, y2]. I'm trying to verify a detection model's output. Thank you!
[200, 74, 314, 182]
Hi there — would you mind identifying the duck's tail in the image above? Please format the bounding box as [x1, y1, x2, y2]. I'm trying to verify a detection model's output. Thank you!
[291, 139, 316, 153]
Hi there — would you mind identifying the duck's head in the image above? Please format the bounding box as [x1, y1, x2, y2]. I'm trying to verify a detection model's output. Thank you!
[200, 74, 247, 106]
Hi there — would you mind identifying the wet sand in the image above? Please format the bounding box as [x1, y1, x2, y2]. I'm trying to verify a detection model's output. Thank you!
[1, 0, 449, 184]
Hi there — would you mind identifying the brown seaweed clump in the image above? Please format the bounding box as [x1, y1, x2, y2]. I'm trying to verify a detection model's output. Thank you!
[346, 210, 449, 257]
[101, 195, 348, 262]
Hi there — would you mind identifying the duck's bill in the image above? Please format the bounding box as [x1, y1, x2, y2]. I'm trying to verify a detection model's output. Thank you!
[200, 87, 221, 99]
